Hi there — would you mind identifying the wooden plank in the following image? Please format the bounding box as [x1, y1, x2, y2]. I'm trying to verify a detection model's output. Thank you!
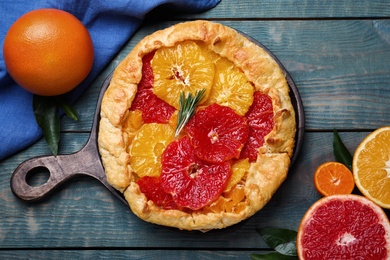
[2, 132, 386, 249]
[148, 0, 390, 19]
[61, 20, 390, 132]
[0, 250, 271, 259]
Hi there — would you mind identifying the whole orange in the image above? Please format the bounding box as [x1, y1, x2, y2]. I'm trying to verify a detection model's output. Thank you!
[3, 8, 94, 96]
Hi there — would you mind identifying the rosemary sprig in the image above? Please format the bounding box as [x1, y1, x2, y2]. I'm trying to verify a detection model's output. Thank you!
[175, 89, 206, 137]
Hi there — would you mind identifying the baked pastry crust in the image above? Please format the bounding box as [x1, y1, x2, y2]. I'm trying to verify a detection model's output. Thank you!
[98, 20, 296, 230]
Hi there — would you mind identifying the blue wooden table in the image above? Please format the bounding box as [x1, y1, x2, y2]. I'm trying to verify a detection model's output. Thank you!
[1, 1, 390, 258]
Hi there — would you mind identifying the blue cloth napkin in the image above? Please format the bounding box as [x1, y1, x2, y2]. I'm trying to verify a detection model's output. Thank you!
[0, 0, 220, 160]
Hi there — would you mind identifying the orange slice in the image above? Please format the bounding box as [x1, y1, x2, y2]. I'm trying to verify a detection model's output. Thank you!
[151, 41, 214, 109]
[314, 162, 355, 197]
[353, 126, 390, 208]
[225, 158, 249, 192]
[204, 184, 247, 214]
[130, 123, 175, 178]
[204, 57, 254, 116]
[122, 110, 143, 151]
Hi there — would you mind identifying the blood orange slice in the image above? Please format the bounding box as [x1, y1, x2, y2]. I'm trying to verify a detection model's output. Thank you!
[137, 176, 178, 210]
[160, 136, 231, 210]
[240, 92, 274, 161]
[186, 103, 249, 163]
[297, 194, 390, 260]
[130, 88, 175, 124]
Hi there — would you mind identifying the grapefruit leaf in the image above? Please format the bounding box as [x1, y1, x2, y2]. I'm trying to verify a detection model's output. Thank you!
[33, 95, 60, 156]
[333, 129, 352, 171]
[59, 100, 79, 121]
[257, 227, 298, 256]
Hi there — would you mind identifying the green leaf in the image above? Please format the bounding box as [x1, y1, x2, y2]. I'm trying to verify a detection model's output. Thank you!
[33, 95, 60, 156]
[333, 129, 353, 171]
[250, 252, 298, 260]
[257, 227, 298, 256]
[59, 100, 79, 121]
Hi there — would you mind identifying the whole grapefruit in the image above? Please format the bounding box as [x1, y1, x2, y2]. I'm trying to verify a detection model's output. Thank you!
[3, 8, 94, 96]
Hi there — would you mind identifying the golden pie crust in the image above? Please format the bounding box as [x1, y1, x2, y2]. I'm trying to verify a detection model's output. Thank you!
[98, 20, 296, 231]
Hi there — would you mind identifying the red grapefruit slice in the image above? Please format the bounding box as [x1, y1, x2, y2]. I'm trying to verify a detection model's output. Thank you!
[240, 92, 274, 161]
[160, 136, 231, 210]
[297, 194, 390, 259]
[185, 103, 249, 163]
[130, 88, 175, 124]
[138, 51, 155, 90]
[137, 176, 178, 210]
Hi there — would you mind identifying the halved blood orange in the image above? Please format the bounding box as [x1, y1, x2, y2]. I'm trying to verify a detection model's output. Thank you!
[240, 92, 274, 161]
[297, 194, 390, 260]
[130, 88, 175, 124]
[137, 176, 178, 210]
[185, 103, 249, 163]
[160, 136, 231, 210]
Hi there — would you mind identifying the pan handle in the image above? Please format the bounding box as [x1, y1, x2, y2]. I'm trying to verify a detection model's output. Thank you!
[10, 148, 96, 202]
[10, 72, 127, 205]
[10, 141, 128, 205]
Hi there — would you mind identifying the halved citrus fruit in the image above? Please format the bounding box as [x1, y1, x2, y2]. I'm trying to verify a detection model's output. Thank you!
[185, 103, 249, 163]
[130, 123, 175, 178]
[151, 41, 214, 109]
[160, 136, 231, 210]
[314, 162, 355, 197]
[130, 88, 175, 124]
[240, 92, 274, 161]
[353, 126, 390, 209]
[297, 194, 390, 259]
